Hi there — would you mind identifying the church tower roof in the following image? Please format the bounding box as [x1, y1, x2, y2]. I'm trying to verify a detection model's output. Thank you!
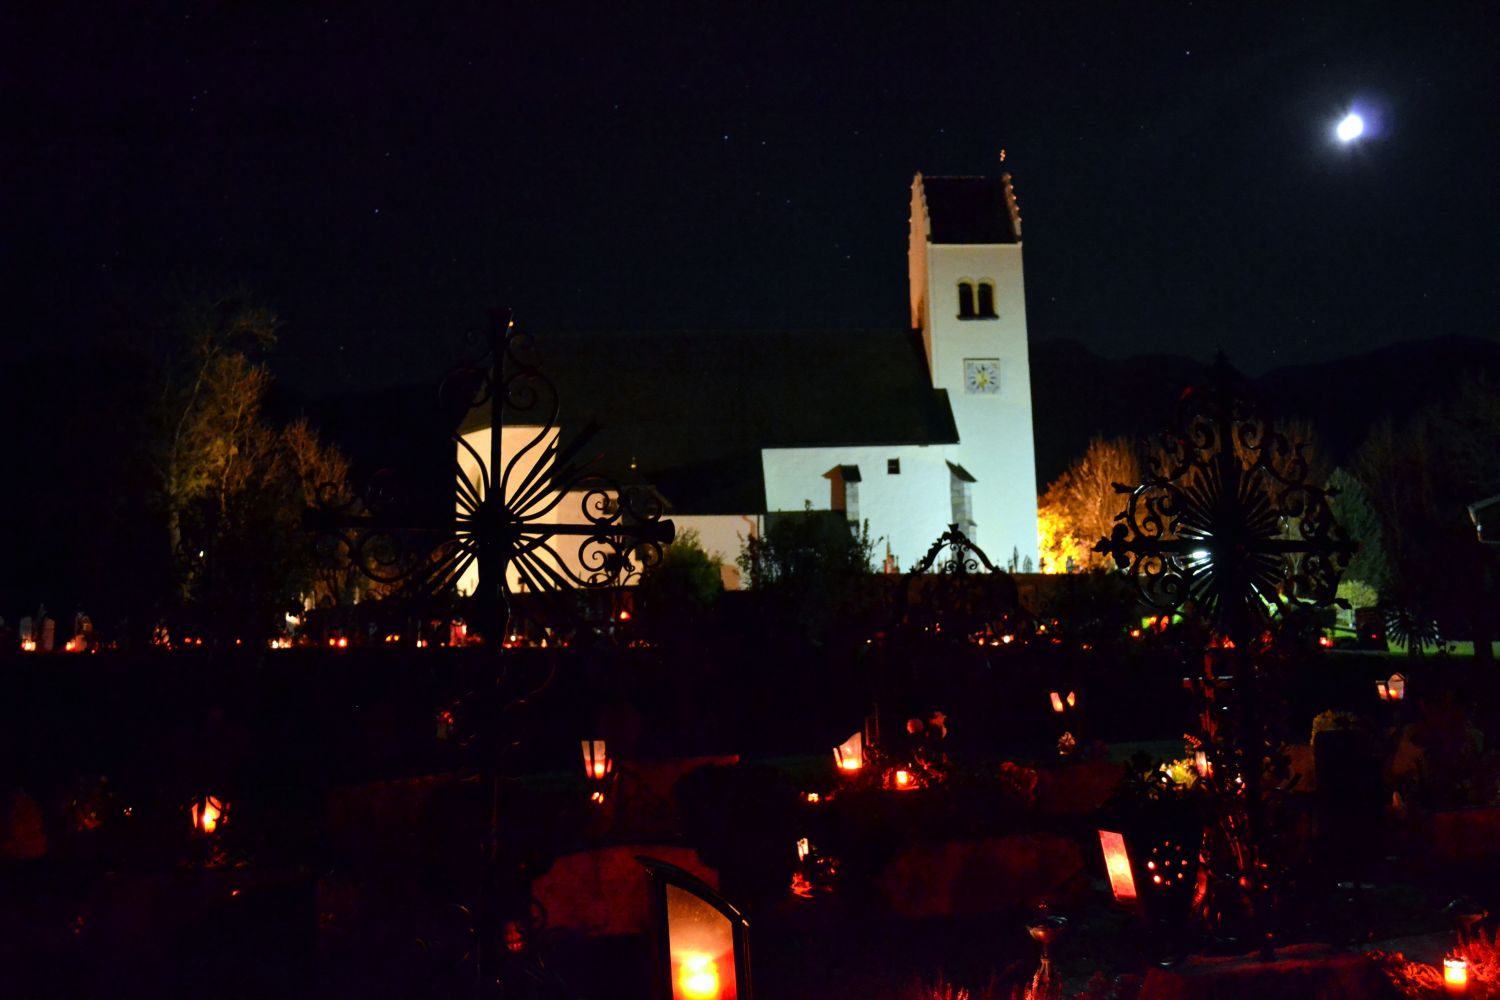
[916, 175, 1022, 244]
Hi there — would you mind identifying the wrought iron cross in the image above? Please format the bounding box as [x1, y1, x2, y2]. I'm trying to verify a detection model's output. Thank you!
[1092, 362, 1355, 645]
[1092, 361, 1356, 950]
[310, 314, 675, 636]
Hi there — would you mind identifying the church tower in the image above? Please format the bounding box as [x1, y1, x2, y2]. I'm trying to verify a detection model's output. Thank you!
[908, 169, 1040, 568]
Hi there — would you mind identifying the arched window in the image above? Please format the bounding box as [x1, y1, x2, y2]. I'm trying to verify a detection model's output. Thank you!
[957, 281, 976, 319]
[977, 281, 997, 318]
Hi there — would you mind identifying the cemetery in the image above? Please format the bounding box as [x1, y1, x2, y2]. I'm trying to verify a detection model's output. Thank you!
[5, 320, 1499, 1000]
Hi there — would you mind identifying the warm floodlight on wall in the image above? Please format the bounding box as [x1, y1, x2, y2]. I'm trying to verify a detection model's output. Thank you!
[639, 856, 752, 1000]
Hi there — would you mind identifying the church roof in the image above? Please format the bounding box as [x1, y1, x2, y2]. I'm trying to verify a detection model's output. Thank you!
[461, 328, 958, 515]
[919, 176, 1021, 244]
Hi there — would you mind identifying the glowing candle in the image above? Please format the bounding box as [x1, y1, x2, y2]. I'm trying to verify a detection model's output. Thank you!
[1099, 830, 1137, 902]
[1444, 957, 1468, 994]
[833, 731, 864, 772]
[676, 952, 721, 999]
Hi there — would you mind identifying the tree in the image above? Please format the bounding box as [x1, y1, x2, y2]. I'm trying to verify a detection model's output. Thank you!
[1327, 466, 1392, 600]
[1353, 378, 1500, 664]
[738, 504, 878, 638]
[152, 293, 354, 631]
[636, 528, 724, 623]
[1037, 436, 1141, 573]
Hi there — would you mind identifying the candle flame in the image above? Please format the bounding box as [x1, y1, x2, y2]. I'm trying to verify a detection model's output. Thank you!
[193, 796, 224, 834]
[676, 953, 721, 999]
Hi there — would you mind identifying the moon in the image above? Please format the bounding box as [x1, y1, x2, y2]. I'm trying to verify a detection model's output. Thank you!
[1336, 113, 1365, 142]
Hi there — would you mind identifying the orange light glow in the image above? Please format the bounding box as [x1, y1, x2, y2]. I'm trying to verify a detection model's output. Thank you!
[1001, 634, 1015, 644]
[582, 740, 611, 782]
[1376, 681, 1389, 701]
[894, 769, 914, 789]
[1444, 956, 1468, 993]
[803, 792, 820, 804]
[590, 790, 605, 804]
[676, 953, 721, 999]
[192, 796, 225, 835]
[21, 638, 37, 652]
[1129, 628, 1143, 639]
[1318, 635, 1334, 648]
[833, 731, 864, 772]
[618, 609, 631, 622]
[1387, 673, 1406, 701]
[1099, 830, 1137, 902]
[796, 837, 810, 861]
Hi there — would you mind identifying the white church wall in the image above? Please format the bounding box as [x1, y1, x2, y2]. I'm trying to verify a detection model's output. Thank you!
[455, 424, 590, 596]
[761, 444, 955, 572]
[671, 513, 760, 590]
[923, 240, 1041, 569]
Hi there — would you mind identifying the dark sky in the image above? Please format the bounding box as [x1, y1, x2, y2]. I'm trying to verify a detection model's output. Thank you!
[9, 2, 1498, 394]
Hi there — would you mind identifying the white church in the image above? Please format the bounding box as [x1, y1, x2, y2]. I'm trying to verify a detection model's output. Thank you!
[459, 170, 1040, 590]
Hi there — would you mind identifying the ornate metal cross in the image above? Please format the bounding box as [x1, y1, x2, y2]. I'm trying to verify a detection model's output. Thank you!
[1093, 361, 1355, 645]
[312, 314, 675, 636]
[1092, 361, 1356, 951]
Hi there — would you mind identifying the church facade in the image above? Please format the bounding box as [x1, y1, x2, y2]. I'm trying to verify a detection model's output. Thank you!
[459, 170, 1040, 590]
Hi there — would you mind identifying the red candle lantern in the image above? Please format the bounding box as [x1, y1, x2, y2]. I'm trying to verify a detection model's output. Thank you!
[832, 731, 864, 773]
[191, 795, 228, 835]
[640, 856, 751, 1000]
[1444, 956, 1468, 995]
[1098, 830, 1137, 903]
[1387, 672, 1406, 702]
[581, 740, 612, 782]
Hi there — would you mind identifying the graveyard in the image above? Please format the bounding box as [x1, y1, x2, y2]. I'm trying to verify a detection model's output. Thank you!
[6, 325, 1499, 1000]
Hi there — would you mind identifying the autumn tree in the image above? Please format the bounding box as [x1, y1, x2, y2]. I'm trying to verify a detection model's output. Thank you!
[152, 293, 353, 631]
[1037, 436, 1141, 573]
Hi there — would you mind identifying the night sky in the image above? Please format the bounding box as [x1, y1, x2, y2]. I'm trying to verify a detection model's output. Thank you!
[9, 3, 1498, 395]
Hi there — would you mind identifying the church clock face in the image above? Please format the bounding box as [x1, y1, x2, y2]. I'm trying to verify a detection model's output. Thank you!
[964, 358, 1001, 395]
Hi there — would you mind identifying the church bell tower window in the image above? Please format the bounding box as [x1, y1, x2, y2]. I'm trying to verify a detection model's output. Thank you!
[957, 281, 976, 319]
[976, 281, 997, 318]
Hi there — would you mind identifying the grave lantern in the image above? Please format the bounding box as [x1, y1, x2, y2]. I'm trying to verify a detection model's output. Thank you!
[639, 856, 751, 1000]
[1444, 956, 1468, 994]
[832, 731, 864, 773]
[1098, 829, 1194, 913]
[1387, 672, 1406, 702]
[1098, 830, 1137, 904]
[191, 795, 228, 835]
[581, 740, 612, 782]
[1376, 680, 1389, 701]
[1049, 690, 1076, 713]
